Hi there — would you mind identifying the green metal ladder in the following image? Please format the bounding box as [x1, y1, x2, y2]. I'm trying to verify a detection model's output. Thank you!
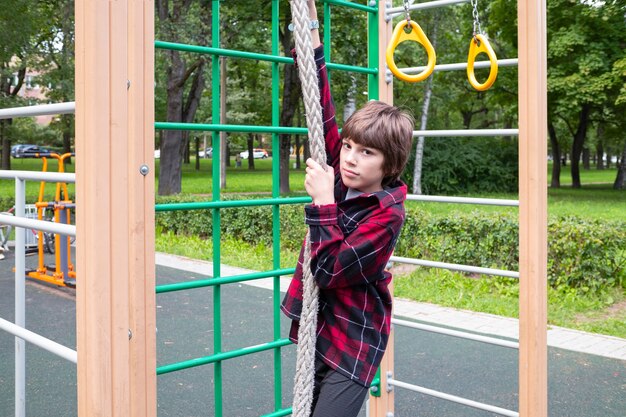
[153, 1, 381, 416]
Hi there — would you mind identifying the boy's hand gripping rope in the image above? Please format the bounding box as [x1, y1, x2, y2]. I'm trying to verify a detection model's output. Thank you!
[289, 1, 327, 416]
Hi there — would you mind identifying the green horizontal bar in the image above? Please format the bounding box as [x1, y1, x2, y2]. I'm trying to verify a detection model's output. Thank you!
[155, 40, 293, 64]
[323, 0, 377, 13]
[155, 268, 296, 294]
[155, 197, 312, 212]
[260, 408, 293, 417]
[155, 122, 309, 135]
[327, 62, 377, 75]
[154, 41, 375, 75]
[156, 338, 292, 375]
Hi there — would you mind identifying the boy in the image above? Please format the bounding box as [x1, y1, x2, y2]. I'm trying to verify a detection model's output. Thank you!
[281, 2, 414, 416]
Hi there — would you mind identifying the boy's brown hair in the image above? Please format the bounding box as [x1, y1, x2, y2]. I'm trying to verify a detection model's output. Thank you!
[341, 100, 414, 186]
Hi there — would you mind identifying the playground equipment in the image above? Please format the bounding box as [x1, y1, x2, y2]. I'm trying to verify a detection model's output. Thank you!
[385, 0, 499, 90]
[0, 1, 547, 417]
[23, 152, 76, 287]
[466, 0, 498, 90]
[385, 0, 436, 82]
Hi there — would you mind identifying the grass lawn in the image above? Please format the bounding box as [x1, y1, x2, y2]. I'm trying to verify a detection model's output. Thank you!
[392, 268, 626, 339]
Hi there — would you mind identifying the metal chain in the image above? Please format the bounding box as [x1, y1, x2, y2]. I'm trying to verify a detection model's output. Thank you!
[403, 0, 411, 25]
[471, 0, 482, 36]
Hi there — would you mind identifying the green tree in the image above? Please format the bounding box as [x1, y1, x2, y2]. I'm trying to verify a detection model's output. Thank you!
[156, 0, 210, 195]
[547, 0, 625, 188]
[0, 0, 42, 169]
[38, 0, 75, 159]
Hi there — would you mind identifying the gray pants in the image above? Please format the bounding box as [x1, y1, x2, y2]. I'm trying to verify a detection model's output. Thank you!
[310, 358, 368, 417]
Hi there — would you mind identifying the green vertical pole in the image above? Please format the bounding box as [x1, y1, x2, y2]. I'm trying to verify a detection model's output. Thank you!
[324, 2, 331, 86]
[367, 0, 379, 100]
[211, 1, 223, 416]
[271, 0, 282, 412]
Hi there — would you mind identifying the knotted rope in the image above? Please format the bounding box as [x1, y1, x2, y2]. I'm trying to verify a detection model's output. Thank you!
[289, 1, 327, 416]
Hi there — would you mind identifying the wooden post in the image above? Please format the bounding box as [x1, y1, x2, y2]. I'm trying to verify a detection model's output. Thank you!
[75, 0, 156, 416]
[517, 0, 548, 416]
[369, 2, 394, 417]
[377, 0, 393, 105]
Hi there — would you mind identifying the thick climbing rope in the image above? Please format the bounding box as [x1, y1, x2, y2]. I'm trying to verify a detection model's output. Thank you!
[289, 1, 327, 416]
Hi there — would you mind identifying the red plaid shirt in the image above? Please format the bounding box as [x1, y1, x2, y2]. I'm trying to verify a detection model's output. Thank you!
[281, 45, 407, 387]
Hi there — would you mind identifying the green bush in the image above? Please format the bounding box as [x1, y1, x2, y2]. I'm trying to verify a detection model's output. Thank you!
[402, 137, 519, 195]
[156, 196, 626, 293]
[548, 217, 626, 292]
[156, 195, 307, 251]
[395, 208, 519, 270]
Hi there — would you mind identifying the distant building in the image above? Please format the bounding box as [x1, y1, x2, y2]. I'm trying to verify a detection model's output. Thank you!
[10, 62, 53, 126]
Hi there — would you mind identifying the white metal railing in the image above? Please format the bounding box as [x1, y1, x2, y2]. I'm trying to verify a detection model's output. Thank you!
[392, 318, 519, 349]
[406, 194, 519, 206]
[401, 59, 519, 75]
[386, 0, 471, 17]
[413, 129, 519, 137]
[386, 376, 519, 417]
[0, 170, 75, 182]
[0, 318, 77, 363]
[0, 214, 76, 237]
[0, 102, 75, 120]
[1, 136, 77, 417]
[390, 256, 520, 279]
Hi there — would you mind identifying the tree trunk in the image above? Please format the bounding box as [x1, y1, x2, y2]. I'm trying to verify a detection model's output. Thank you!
[570, 105, 590, 188]
[614, 140, 626, 190]
[246, 133, 255, 170]
[195, 137, 200, 171]
[548, 121, 561, 188]
[158, 50, 186, 195]
[303, 137, 310, 162]
[343, 74, 357, 122]
[595, 142, 604, 170]
[295, 103, 302, 169]
[157, 0, 209, 195]
[278, 8, 301, 194]
[413, 75, 434, 195]
[412, 17, 437, 195]
[183, 139, 190, 164]
[0, 65, 25, 170]
[582, 147, 590, 170]
[62, 114, 73, 164]
[220, 56, 227, 188]
[1, 121, 10, 170]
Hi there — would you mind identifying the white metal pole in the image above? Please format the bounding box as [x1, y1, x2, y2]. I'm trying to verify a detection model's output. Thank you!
[0, 214, 76, 237]
[0, 102, 75, 120]
[386, 378, 519, 417]
[405, 194, 519, 206]
[398, 58, 519, 75]
[0, 318, 77, 363]
[389, 256, 520, 278]
[15, 178, 26, 417]
[386, 0, 470, 16]
[412, 129, 519, 137]
[391, 318, 519, 349]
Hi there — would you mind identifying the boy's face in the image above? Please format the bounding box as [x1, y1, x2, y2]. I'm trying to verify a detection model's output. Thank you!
[340, 137, 385, 194]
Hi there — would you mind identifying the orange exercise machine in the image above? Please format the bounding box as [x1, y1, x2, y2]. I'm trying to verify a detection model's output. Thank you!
[25, 151, 76, 288]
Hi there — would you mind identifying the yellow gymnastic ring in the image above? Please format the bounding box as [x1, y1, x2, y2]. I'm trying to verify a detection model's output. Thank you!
[467, 34, 498, 91]
[386, 20, 436, 83]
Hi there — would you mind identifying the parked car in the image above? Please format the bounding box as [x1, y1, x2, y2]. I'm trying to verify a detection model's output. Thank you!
[199, 147, 212, 158]
[12, 144, 48, 158]
[11, 144, 34, 158]
[239, 148, 268, 159]
[154, 149, 160, 159]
